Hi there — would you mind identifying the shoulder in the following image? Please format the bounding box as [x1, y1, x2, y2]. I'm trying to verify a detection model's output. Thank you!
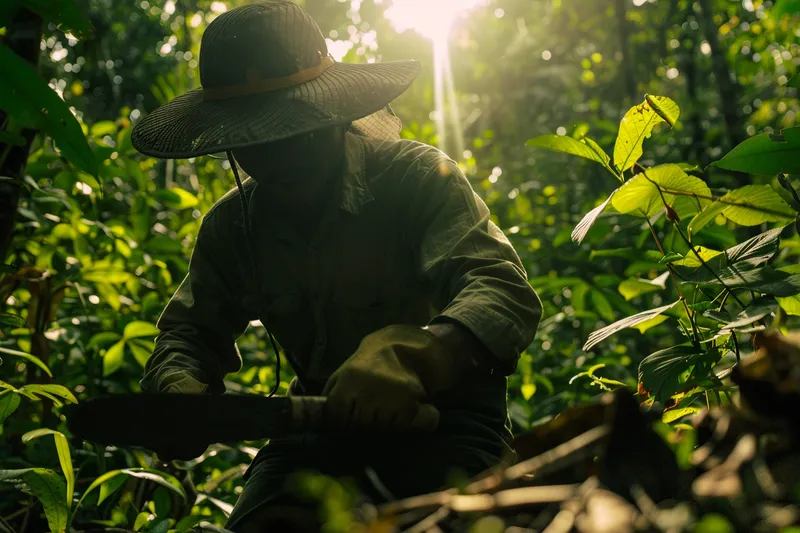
[358, 136, 461, 193]
[197, 177, 256, 242]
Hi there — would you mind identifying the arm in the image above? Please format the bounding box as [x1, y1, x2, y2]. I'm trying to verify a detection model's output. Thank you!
[410, 157, 542, 378]
[140, 212, 254, 394]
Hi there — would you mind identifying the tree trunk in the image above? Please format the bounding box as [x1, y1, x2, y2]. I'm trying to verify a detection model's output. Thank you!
[0, 9, 43, 262]
[697, 0, 744, 148]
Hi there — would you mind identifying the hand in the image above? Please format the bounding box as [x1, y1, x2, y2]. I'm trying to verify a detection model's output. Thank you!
[322, 325, 445, 431]
[152, 369, 209, 461]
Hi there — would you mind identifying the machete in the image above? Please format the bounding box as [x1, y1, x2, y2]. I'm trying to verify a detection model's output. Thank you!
[66, 394, 328, 451]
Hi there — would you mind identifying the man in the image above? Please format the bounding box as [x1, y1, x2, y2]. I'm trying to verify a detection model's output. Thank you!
[131, 1, 541, 531]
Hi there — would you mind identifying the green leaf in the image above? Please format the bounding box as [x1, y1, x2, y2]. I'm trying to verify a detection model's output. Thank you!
[590, 290, 615, 321]
[19, 384, 77, 405]
[711, 127, 800, 176]
[146, 235, 183, 254]
[0, 468, 68, 533]
[611, 164, 711, 218]
[572, 191, 617, 243]
[705, 185, 796, 228]
[617, 271, 669, 301]
[123, 321, 160, 340]
[97, 473, 128, 506]
[671, 246, 722, 268]
[777, 295, 800, 316]
[0, 346, 53, 376]
[584, 301, 679, 351]
[639, 345, 708, 403]
[662, 406, 700, 424]
[81, 267, 132, 284]
[521, 383, 536, 400]
[788, 74, 800, 89]
[0, 45, 96, 176]
[0, 391, 21, 425]
[613, 95, 680, 173]
[526, 134, 612, 167]
[0, 129, 27, 146]
[632, 314, 669, 334]
[128, 339, 153, 367]
[718, 302, 776, 332]
[159, 187, 199, 210]
[22, 429, 74, 509]
[103, 340, 125, 376]
[74, 468, 186, 516]
[87, 331, 122, 349]
[710, 127, 800, 175]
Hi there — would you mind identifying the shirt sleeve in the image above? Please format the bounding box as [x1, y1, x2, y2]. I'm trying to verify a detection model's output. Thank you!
[406, 157, 542, 366]
[140, 212, 254, 393]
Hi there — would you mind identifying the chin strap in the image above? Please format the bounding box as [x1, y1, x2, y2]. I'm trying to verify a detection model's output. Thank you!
[226, 151, 281, 397]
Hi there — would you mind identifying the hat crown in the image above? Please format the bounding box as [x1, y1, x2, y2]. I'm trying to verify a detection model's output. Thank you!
[199, 1, 328, 90]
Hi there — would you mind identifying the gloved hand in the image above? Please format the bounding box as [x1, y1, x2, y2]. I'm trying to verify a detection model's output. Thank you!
[152, 369, 209, 461]
[322, 324, 455, 432]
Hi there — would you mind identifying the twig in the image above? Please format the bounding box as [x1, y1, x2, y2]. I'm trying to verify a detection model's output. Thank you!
[402, 506, 450, 533]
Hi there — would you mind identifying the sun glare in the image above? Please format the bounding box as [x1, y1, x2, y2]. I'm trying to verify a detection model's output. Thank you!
[384, 0, 489, 43]
[384, 0, 490, 159]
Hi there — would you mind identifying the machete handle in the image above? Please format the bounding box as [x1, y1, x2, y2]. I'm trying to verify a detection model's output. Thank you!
[289, 396, 328, 431]
[289, 396, 440, 432]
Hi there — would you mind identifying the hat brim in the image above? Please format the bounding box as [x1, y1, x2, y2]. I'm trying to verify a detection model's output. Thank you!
[131, 60, 421, 159]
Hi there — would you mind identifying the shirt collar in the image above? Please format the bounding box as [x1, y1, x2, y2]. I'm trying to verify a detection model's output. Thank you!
[338, 132, 374, 214]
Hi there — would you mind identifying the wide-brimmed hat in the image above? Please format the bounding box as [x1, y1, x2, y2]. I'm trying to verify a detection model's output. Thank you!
[131, 0, 421, 159]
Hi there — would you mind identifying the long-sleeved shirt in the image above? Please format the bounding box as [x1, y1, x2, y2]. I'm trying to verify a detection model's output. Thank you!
[141, 132, 541, 447]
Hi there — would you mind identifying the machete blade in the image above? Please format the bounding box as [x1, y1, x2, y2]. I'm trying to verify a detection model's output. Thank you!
[66, 393, 296, 450]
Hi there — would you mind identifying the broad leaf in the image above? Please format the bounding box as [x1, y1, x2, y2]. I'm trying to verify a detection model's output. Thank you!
[123, 320, 160, 340]
[718, 302, 776, 333]
[22, 429, 74, 508]
[671, 246, 722, 268]
[0, 346, 53, 376]
[103, 340, 125, 376]
[618, 271, 669, 301]
[0, 312, 25, 329]
[611, 164, 711, 218]
[18, 384, 77, 406]
[526, 135, 612, 167]
[572, 191, 616, 243]
[584, 301, 679, 351]
[128, 339, 153, 367]
[638, 345, 708, 403]
[0, 391, 20, 425]
[710, 127, 800, 175]
[0, 468, 68, 533]
[613, 95, 680, 173]
[662, 406, 701, 424]
[97, 473, 128, 506]
[19, 0, 93, 39]
[692, 186, 796, 235]
[590, 290, 615, 321]
[87, 331, 122, 349]
[632, 314, 669, 334]
[154, 187, 200, 209]
[777, 295, 800, 316]
[0, 45, 96, 176]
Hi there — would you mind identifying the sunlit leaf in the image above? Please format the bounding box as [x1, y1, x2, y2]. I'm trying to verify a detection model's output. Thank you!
[613, 95, 680, 173]
[662, 406, 700, 424]
[103, 340, 125, 376]
[572, 191, 616, 243]
[617, 271, 669, 301]
[0, 45, 96, 176]
[87, 331, 122, 349]
[81, 267, 132, 284]
[19, 384, 77, 405]
[22, 429, 74, 508]
[639, 344, 708, 403]
[521, 383, 536, 400]
[632, 314, 669, 334]
[526, 134, 611, 167]
[671, 246, 722, 267]
[710, 127, 800, 175]
[0, 346, 53, 376]
[123, 320, 160, 340]
[612, 164, 711, 218]
[777, 295, 800, 316]
[0, 468, 68, 533]
[0, 391, 21, 425]
[74, 468, 186, 516]
[584, 301, 679, 351]
[154, 187, 200, 209]
[97, 473, 128, 506]
[128, 339, 153, 367]
[718, 302, 776, 333]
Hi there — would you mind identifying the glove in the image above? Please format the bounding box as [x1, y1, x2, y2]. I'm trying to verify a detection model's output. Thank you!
[322, 324, 455, 432]
[151, 369, 209, 461]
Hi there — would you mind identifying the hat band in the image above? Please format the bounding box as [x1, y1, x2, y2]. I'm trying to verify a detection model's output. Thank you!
[201, 55, 335, 101]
